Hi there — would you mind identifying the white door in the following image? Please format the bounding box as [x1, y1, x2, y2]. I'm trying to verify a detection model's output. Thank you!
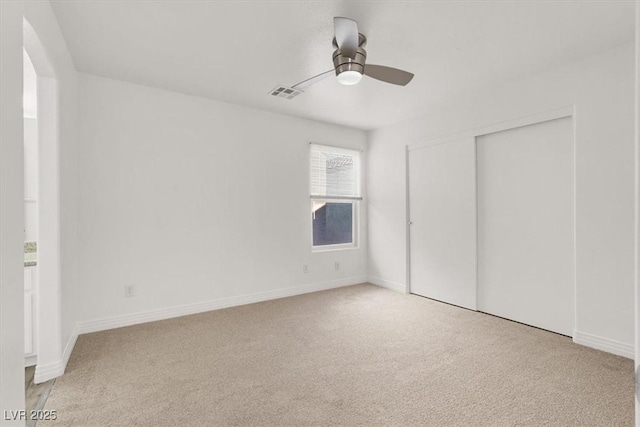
[409, 137, 477, 310]
[477, 117, 574, 336]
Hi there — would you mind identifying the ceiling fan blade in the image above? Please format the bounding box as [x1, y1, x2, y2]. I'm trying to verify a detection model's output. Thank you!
[334, 17, 359, 58]
[364, 64, 414, 86]
[292, 69, 334, 90]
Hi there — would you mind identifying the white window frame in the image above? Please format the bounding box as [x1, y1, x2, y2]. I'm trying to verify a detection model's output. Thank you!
[309, 143, 362, 252]
[311, 198, 359, 252]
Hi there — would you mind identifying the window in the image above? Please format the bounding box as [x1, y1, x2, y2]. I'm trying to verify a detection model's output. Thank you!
[310, 144, 361, 250]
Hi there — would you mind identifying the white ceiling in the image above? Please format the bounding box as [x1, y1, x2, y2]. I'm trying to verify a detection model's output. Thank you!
[51, 1, 635, 130]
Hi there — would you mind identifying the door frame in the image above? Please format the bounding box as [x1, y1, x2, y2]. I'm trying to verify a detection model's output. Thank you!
[24, 18, 63, 383]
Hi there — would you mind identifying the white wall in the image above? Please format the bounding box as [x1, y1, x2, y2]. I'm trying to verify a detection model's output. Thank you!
[38, 14, 79, 373]
[24, 118, 38, 242]
[1, 0, 78, 418]
[368, 43, 636, 352]
[22, 3, 79, 383]
[76, 74, 367, 325]
[1, 2, 27, 420]
[634, 1, 639, 422]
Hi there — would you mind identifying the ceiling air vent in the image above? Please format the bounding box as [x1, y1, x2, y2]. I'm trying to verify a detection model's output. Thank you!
[269, 85, 303, 100]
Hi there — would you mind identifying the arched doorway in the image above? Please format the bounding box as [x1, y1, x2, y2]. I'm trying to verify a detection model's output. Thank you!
[23, 18, 63, 386]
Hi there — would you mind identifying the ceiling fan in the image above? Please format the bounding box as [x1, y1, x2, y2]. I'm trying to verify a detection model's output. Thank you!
[292, 17, 415, 90]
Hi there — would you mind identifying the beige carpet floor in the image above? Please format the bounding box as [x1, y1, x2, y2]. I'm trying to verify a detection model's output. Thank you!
[43, 284, 633, 426]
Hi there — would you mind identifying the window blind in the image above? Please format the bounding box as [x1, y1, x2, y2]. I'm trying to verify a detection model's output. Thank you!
[310, 144, 362, 200]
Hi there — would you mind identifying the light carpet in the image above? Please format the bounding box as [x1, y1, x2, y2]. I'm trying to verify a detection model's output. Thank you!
[43, 284, 633, 426]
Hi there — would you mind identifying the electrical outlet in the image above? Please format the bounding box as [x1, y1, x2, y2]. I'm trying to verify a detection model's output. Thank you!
[303, 265, 309, 273]
[125, 285, 135, 297]
[334, 262, 340, 271]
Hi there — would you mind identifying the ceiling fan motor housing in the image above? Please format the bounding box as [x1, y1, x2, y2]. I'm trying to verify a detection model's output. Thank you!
[332, 33, 367, 77]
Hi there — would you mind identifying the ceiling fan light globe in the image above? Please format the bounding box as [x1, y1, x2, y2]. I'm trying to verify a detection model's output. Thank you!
[337, 70, 363, 86]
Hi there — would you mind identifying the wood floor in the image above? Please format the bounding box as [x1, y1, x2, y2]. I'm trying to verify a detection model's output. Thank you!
[25, 365, 55, 427]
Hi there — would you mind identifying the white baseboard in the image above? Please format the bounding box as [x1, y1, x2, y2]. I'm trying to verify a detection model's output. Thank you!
[367, 276, 407, 294]
[573, 330, 634, 359]
[34, 327, 78, 383]
[34, 277, 365, 383]
[25, 354, 37, 368]
[77, 276, 368, 335]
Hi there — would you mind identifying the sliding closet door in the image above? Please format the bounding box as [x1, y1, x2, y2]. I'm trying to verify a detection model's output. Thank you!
[409, 138, 476, 310]
[477, 117, 573, 336]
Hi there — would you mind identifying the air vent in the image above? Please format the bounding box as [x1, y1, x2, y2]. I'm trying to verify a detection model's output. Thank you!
[269, 85, 303, 100]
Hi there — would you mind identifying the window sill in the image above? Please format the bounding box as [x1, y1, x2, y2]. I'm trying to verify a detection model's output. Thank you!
[312, 244, 359, 253]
